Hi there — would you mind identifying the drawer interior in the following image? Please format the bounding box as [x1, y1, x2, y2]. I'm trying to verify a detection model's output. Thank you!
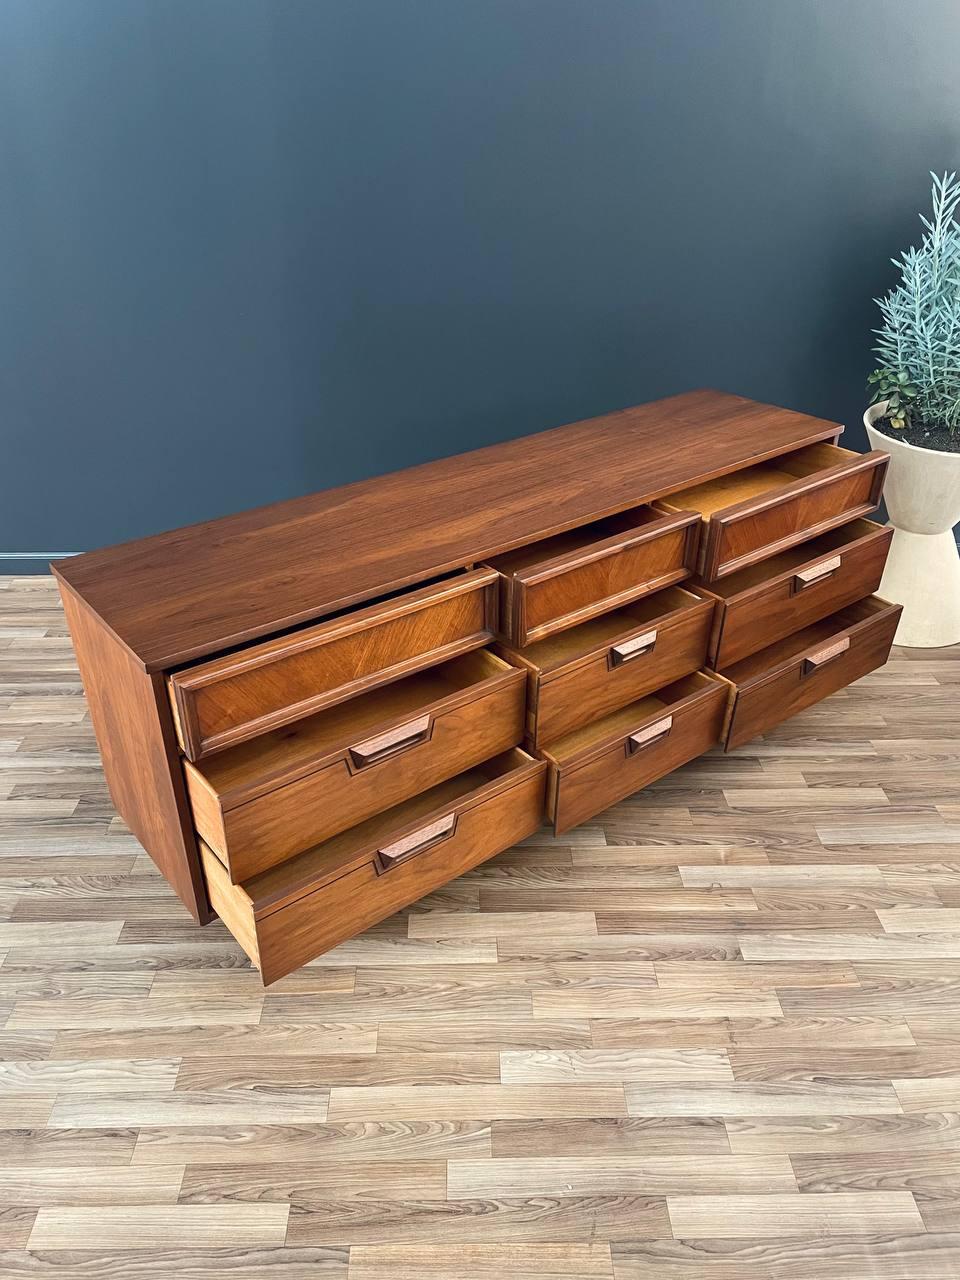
[185, 648, 515, 805]
[506, 585, 705, 675]
[235, 747, 537, 913]
[719, 595, 893, 683]
[659, 443, 854, 517]
[486, 505, 670, 577]
[201, 745, 545, 981]
[543, 670, 720, 766]
[167, 566, 498, 760]
[701, 517, 887, 599]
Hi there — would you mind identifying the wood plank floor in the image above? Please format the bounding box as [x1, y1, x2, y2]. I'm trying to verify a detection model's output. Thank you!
[2, 573, 960, 1278]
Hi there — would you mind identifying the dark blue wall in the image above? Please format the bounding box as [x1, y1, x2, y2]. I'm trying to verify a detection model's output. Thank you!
[3, 0, 959, 570]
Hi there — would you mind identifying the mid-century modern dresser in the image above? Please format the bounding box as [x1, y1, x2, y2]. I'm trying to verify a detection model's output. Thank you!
[54, 390, 901, 983]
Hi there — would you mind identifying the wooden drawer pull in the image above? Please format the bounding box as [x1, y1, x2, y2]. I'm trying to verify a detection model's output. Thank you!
[793, 555, 842, 593]
[801, 635, 851, 677]
[626, 714, 673, 754]
[375, 813, 458, 872]
[348, 715, 432, 770]
[609, 629, 658, 668]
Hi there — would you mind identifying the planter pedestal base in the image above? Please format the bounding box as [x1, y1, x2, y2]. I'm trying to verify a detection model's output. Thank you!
[865, 403, 960, 651]
[879, 526, 960, 648]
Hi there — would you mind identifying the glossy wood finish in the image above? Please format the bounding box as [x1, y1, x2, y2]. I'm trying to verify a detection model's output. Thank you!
[497, 586, 713, 747]
[185, 650, 525, 882]
[53, 391, 843, 671]
[51, 388, 898, 1000]
[657, 443, 888, 581]
[8, 576, 960, 1276]
[697, 518, 894, 668]
[56, 582, 211, 924]
[540, 672, 730, 833]
[167, 569, 498, 761]
[485, 507, 699, 647]
[200, 750, 546, 983]
[721, 595, 902, 750]
[50, 393, 880, 935]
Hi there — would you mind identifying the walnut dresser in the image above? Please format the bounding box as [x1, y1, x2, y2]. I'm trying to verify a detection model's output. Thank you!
[53, 390, 901, 983]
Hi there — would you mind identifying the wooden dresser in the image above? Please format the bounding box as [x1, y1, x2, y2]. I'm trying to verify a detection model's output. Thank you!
[54, 390, 901, 983]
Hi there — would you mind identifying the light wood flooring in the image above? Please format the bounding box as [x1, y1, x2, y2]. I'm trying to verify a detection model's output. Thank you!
[2, 573, 960, 1278]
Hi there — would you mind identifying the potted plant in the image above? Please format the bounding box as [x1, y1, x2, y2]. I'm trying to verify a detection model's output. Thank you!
[864, 171, 960, 647]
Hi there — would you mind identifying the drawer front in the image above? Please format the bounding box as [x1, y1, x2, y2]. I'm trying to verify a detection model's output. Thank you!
[168, 568, 498, 760]
[201, 755, 546, 984]
[705, 521, 893, 668]
[186, 664, 526, 882]
[492, 510, 699, 647]
[545, 678, 728, 834]
[724, 597, 901, 750]
[530, 595, 713, 746]
[699, 451, 888, 581]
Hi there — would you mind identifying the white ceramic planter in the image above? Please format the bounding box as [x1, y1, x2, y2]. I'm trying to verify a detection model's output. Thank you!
[864, 401, 960, 648]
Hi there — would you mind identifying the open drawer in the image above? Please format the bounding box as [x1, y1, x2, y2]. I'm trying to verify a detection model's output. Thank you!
[497, 585, 714, 747]
[167, 568, 498, 760]
[655, 442, 888, 581]
[539, 671, 730, 834]
[200, 748, 546, 983]
[184, 650, 525, 882]
[483, 506, 699, 648]
[719, 595, 902, 750]
[696, 518, 893, 668]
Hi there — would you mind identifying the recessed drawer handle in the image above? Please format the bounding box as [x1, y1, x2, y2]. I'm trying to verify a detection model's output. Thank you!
[627, 714, 673, 754]
[793, 555, 842, 593]
[801, 635, 851, 677]
[610, 629, 658, 667]
[375, 813, 457, 872]
[348, 714, 432, 770]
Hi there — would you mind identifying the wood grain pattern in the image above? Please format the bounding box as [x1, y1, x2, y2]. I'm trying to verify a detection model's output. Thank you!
[722, 595, 901, 749]
[284, 1195, 671, 1244]
[49, 1088, 331, 1127]
[326, 1085, 630, 1121]
[658, 442, 888, 581]
[178, 1159, 448, 1203]
[52, 390, 843, 671]
[185, 649, 525, 882]
[611, 1234, 960, 1278]
[724, 1112, 960, 1154]
[51, 392, 891, 983]
[0, 1163, 184, 1205]
[697, 517, 893, 668]
[446, 1154, 797, 1197]
[56, 582, 210, 924]
[485, 505, 698, 647]
[622, 1081, 903, 1116]
[490, 1117, 731, 1158]
[349, 1243, 614, 1278]
[5, 576, 960, 1277]
[542, 672, 729, 833]
[130, 1121, 493, 1166]
[665, 1191, 923, 1237]
[167, 568, 499, 760]
[26, 1203, 290, 1249]
[202, 750, 546, 983]
[495, 586, 713, 748]
[498, 1047, 734, 1084]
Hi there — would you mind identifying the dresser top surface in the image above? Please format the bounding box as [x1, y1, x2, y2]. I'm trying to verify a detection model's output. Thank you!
[54, 389, 842, 671]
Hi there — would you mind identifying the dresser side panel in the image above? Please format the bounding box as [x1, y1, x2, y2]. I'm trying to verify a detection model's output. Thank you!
[57, 578, 211, 923]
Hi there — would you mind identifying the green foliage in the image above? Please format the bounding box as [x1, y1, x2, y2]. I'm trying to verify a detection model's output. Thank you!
[869, 171, 960, 434]
[866, 368, 918, 431]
